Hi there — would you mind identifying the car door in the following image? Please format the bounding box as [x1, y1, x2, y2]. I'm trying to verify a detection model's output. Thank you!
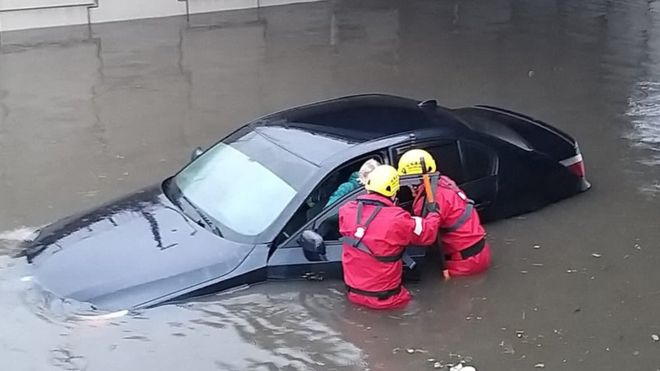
[266, 186, 364, 280]
[268, 185, 428, 281]
[266, 153, 385, 280]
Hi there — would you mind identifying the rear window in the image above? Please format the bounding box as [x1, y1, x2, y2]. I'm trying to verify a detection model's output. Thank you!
[454, 108, 533, 151]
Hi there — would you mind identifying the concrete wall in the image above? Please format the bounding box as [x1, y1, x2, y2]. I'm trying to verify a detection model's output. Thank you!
[0, 0, 320, 32]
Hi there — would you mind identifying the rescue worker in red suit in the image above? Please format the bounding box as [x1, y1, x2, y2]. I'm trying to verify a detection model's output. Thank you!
[338, 165, 442, 310]
[398, 149, 492, 277]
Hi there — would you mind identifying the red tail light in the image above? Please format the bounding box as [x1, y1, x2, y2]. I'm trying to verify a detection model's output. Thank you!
[560, 153, 585, 178]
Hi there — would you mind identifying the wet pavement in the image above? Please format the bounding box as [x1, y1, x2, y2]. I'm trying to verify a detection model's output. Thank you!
[1, 0, 659, 369]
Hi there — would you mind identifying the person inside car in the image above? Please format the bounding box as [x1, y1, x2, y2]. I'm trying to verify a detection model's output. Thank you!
[338, 165, 441, 310]
[325, 159, 380, 207]
[398, 149, 491, 277]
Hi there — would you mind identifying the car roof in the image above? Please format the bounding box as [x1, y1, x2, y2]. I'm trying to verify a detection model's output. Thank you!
[249, 94, 469, 166]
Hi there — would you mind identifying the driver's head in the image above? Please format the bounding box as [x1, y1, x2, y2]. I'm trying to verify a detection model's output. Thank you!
[364, 165, 400, 199]
[358, 158, 381, 185]
[397, 149, 436, 176]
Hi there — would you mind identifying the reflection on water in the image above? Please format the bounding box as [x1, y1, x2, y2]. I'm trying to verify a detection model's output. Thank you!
[2, 0, 660, 370]
[626, 81, 660, 195]
[626, 81, 660, 161]
[182, 291, 366, 370]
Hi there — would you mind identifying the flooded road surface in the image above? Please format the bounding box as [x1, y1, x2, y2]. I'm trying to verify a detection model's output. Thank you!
[1, 0, 660, 369]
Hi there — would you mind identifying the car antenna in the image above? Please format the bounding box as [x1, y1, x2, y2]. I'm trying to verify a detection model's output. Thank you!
[418, 99, 438, 109]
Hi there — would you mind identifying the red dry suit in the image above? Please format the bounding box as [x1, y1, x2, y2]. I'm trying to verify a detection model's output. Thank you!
[413, 175, 491, 276]
[339, 193, 441, 310]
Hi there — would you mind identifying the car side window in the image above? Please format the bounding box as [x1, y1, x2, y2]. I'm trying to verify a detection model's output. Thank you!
[314, 187, 365, 241]
[425, 142, 464, 183]
[394, 141, 465, 183]
[459, 140, 496, 182]
[275, 154, 383, 246]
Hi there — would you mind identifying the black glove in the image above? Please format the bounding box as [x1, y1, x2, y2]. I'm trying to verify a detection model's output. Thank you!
[426, 202, 439, 213]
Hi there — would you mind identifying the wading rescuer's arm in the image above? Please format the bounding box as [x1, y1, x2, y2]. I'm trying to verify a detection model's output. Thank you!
[403, 208, 442, 246]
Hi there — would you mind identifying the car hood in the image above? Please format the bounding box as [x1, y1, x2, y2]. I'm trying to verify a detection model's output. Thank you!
[24, 184, 256, 311]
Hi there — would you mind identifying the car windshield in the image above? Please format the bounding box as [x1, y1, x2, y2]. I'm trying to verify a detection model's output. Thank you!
[173, 129, 316, 237]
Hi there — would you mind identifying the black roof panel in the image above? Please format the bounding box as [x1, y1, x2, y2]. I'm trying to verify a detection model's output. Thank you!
[255, 94, 467, 141]
[246, 94, 470, 164]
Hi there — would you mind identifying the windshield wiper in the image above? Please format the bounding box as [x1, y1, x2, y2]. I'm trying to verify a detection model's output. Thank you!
[166, 180, 223, 237]
[180, 194, 223, 237]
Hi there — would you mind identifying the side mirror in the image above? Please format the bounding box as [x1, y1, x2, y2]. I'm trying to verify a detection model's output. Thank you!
[298, 230, 327, 262]
[190, 147, 203, 162]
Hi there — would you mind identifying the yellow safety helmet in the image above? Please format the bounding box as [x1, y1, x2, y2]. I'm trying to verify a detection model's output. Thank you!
[397, 149, 437, 175]
[365, 165, 400, 198]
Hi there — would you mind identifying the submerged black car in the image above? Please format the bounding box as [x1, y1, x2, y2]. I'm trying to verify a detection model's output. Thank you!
[21, 94, 590, 312]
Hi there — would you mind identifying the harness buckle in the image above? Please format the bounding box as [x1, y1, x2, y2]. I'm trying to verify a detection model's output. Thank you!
[354, 227, 365, 238]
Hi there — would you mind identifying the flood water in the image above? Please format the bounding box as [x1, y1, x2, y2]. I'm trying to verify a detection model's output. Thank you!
[1, 0, 659, 369]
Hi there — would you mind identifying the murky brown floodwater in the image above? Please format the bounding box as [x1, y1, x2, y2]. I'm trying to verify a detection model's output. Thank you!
[1, 0, 659, 370]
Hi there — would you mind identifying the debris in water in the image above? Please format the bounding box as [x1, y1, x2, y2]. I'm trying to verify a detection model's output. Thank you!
[516, 330, 525, 338]
[449, 364, 476, 371]
[392, 347, 400, 354]
[521, 270, 528, 274]
[591, 253, 602, 258]
[534, 363, 545, 368]
[83, 190, 99, 197]
[633, 350, 640, 356]
[652, 334, 659, 342]
[433, 361, 442, 369]
[533, 244, 541, 249]
[566, 269, 577, 273]
[634, 243, 642, 250]
[531, 263, 544, 267]
[406, 348, 415, 354]
[528, 70, 535, 77]
[427, 358, 436, 362]
[499, 340, 515, 354]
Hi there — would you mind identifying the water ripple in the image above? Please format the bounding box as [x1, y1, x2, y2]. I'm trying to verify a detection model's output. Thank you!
[0, 226, 39, 257]
[626, 81, 660, 195]
[183, 288, 367, 370]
